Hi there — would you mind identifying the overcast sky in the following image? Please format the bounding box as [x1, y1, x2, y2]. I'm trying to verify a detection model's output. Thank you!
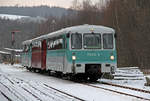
[0, 0, 100, 8]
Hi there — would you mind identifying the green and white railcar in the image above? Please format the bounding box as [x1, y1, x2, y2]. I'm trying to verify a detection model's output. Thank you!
[22, 40, 32, 68]
[45, 24, 117, 81]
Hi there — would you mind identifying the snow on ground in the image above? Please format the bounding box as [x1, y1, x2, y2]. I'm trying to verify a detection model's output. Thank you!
[0, 64, 80, 101]
[0, 14, 47, 23]
[146, 75, 150, 79]
[0, 92, 9, 101]
[0, 51, 10, 54]
[0, 14, 29, 20]
[92, 83, 150, 100]
[0, 64, 149, 101]
[100, 67, 150, 91]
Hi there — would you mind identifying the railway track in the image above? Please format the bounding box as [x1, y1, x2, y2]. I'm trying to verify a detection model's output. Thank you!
[21, 87, 43, 101]
[81, 82, 150, 101]
[0, 82, 24, 101]
[1, 69, 149, 101]
[1, 74, 84, 101]
[43, 83, 85, 101]
[8, 74, 150, 101]
[100, 81, 150, 94]
[15, 77, 84, 101]
[0, 90, 12, 101]
[1, 75, 41, 101]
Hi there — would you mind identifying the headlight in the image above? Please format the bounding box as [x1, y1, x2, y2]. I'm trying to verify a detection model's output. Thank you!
[72, 56, 76, 60]
[110, 56, 114, 60]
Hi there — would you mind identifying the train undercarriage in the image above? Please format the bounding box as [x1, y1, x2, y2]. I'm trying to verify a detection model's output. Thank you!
[25, 64, 103, 82]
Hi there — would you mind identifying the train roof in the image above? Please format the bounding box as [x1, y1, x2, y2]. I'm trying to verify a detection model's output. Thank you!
[22, 39, 32, 45]
[45, 24, 115, 39]
[0, 51, 10, 55]
[22, 24, 115, 45]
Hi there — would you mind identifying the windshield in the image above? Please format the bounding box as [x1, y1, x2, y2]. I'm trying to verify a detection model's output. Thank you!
[103, 34, 113, 49]
[71, 33, 82, 49]
[83, 33, 101, 49]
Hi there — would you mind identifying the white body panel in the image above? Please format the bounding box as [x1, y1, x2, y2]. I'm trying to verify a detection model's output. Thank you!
[101, 63, 117, 73]
[21, 53, 31, 67]
[46, 56, 64, 72]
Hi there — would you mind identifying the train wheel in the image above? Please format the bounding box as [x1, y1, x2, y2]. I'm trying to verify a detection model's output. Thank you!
[27, 67, 31, 71]
[69, 74, 87, 82]
[55, 71, 63, 78]
[26, 67, 29, 70]
[48, 70, 52, 76]
[69, 74, 76, 81]
[83, 75, 88, 81]
[29, 68, 32, 72]
[40, 70, 44, 74]
[33, 68, 36, 72]
[89, 75, 98, 82]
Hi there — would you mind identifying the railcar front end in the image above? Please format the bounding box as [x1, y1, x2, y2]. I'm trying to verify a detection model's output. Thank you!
[64, 27, 117, 81]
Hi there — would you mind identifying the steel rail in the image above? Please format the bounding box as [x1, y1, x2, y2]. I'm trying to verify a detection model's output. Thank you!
[0, 91, 12, 101]
[15, 77, 85, 101]
[82, 83, 150, 101]
[101, 82, 150, 94]
[44, 84, 85, 101]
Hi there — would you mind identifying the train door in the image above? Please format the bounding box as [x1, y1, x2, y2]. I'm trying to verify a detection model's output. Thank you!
[28, 44, 32, 67]
[56, 37, 65, 72]
[31, 41, 42, 69]
[41, 39, 47, 70]
[57, 50, 65, 72]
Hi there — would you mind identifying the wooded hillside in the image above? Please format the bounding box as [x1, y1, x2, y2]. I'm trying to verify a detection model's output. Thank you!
[0, 0, 149, 70]
[38, 0, 150, 69]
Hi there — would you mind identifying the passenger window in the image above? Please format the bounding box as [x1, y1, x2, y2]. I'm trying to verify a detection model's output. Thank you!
[47, 38, 63, 50]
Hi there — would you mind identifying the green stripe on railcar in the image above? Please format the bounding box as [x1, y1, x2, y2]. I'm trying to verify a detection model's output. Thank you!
[66, 50, 117, 64]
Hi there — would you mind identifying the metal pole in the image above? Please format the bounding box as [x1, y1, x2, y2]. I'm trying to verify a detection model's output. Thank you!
[11, 31, 15, 65]
[52, 20, 56, 32]
[10, 30, 20, 65]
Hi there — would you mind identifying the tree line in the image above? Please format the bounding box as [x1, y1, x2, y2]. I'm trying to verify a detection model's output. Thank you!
[0, 6, 67, 17]
[38, 0, 150, 70]
[0, 18, 39, 49]
[0, 0, 149, 70]
[0, 6, 69, 50]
